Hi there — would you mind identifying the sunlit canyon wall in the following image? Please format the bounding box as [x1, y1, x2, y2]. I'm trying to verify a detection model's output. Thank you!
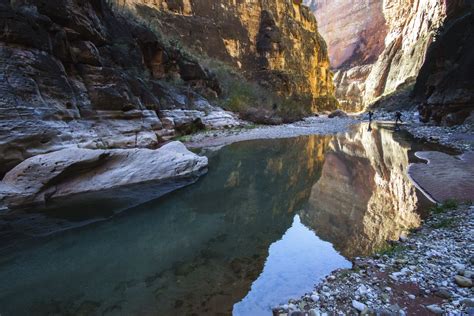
[305, 0, 450, 111]
[108, 0, 337, 111]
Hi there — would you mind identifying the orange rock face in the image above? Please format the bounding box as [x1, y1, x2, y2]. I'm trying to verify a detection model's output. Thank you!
[305, 0, 450, 111]
[110, 0, 337, 112]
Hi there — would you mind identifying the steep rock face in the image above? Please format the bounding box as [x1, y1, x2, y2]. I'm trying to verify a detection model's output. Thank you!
[305, 0, 387, 70]
[305, 0, 387, 111]
[305, 0, 451, 111]
[414, 7, 474, 125]
[0, 0, 335, 176]
[109, 0, 336, 111]
[0, 0, 239, 176]
[364, 0, 447, 104]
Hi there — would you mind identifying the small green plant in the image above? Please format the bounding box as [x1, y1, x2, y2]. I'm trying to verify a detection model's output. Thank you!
[432, 218, 456, 229]
[430, 199, 459, 214]
[173, 135, 193, 142]
[242, 124, 259, 130]
[338, 269, 352, 278]
[376, 243, 407, 256]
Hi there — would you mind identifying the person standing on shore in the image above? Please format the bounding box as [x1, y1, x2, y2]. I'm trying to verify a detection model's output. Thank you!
[368, 111, 374, 122]
[395, 111, 403, 124]
[395, 111, 403, 130]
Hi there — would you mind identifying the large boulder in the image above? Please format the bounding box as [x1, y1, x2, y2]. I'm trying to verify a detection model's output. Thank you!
[160, 108, 242, 132]
[0, 142, 208, 209]
[328, 109, 349, 118]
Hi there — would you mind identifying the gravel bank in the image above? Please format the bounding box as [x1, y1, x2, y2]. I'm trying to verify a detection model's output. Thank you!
[373, 111, 474, 153]
[274, 205, 474, 316]
[181, 111, 473, 316]
[184, 116, 358, 149]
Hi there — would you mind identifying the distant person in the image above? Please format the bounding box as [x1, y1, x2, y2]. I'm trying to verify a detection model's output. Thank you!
[395, 111, 403, 124]
[368, 111, 374, 122]
[395, 111, 403, 130]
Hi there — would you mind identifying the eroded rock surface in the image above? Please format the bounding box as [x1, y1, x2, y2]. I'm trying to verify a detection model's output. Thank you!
[305, 0, 386, 112]
[0, 0, 222, 176]
[1, 142, 208, 209]
[305, 0, 474, 119]
[110, 0, 337, 111]
[414, 9, 474, 125]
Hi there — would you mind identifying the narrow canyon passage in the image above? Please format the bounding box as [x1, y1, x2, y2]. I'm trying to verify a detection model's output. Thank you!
[0, 124, 438, 315]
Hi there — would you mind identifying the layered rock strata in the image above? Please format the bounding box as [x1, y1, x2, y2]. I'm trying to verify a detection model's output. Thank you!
[0, 0, 236, 177]
[109, 0, 336, 111]
[306, 0, 467, 115]
[0, 0, 335, 180]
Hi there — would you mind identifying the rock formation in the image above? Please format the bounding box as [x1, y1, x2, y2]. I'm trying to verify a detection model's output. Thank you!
[110, 0, 336, 112]
[1, 142, 208, 209]
[0, 0, 239, 177]
[305, 0, 474, 120]
[0, 0, 335, 181]
[414, 5, 474, 125]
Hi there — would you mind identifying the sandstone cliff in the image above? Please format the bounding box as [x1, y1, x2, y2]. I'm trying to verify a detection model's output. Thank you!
[109, 0, 337, 112]
[306, 0, 470, 116]
[0, 0, 335, 176]
[414, 5, 474, 125]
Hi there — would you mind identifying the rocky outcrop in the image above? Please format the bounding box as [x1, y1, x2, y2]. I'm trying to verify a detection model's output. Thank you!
[1, 142, 207, 209]
[305, 0, 467, 114]
[363, 0, 448, 104]
[0, 0, 231, 176]
[109, 0, 337, 112]
[0, 0, 335, 178]
[414, 7, 474, 125]
[305, 0, 387, 111]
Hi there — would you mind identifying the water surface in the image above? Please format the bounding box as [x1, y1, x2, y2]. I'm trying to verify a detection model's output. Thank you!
[0, 123, 436, 315]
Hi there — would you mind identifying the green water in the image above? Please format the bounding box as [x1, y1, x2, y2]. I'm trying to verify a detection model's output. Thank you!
[0, 124, 435, 315]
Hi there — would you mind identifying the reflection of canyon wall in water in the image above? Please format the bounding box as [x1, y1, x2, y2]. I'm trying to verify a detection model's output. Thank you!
[301, 124, 426, 257]
[0, 136, 330, 316]
[159, 136, 332, 315]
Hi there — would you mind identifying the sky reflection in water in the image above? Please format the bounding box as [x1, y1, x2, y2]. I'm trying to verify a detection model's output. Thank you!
[0, 124, 433, 315]
[234, 215, 350, 316]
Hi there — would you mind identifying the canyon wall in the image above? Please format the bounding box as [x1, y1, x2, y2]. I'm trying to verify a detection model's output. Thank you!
[109, 0, 337, 111]
[0, 0, 335, 176]
[305, 0, 451, 112]
[414, 4, 474, 125]
[305, 0, 387, 112]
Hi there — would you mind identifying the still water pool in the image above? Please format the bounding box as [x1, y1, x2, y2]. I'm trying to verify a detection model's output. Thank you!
[0, 124, 435, 315]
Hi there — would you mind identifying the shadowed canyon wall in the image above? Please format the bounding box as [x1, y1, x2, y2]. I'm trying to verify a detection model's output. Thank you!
[306, 0, 474, 119]
[414, 3, 474, 125]
[0, 0, 335, 176]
